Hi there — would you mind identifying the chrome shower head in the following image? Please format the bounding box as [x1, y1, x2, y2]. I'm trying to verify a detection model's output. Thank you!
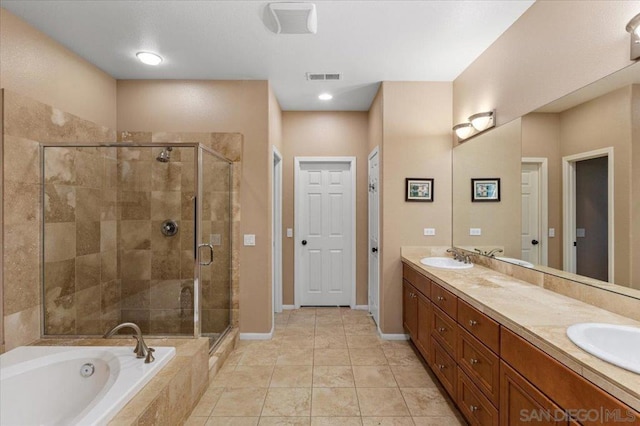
[156, 147, 173, 163]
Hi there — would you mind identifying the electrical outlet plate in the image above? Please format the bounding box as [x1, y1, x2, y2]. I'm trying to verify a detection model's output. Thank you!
[548, 228, 555, 238]
[423, 228, 436, 236]
[286, 228, 293, 238]
[244, 234, 256, 246]
[470, 228, 482, 236]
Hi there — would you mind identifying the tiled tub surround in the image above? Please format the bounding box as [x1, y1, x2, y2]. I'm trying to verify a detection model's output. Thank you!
[401, 247, 640, 411]
[32, 337, 210, 425]
[186, 308, 465, 425]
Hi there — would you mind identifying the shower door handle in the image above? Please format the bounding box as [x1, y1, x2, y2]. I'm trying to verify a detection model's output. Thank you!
[199, 243, 214, 266]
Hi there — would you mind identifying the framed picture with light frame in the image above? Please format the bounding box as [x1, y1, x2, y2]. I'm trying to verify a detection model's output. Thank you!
[471, 178, 500, 202]
[405, 178, 434, 202]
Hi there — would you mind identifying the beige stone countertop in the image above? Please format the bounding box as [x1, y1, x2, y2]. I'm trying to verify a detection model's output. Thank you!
[401, 247, 640, 411]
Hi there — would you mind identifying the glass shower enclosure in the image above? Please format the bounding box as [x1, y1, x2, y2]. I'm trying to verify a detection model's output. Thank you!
[40, 143, 232, 349]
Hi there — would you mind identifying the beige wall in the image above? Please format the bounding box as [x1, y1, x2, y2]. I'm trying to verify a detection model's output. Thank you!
[452, 119, 522, 258]
[117, 80, 273, 333]
[268, 85, 282, 316]
[380, 82, 452, 333]
[453, 1, 637, 128]
[281, 112, 370, 306]
[0, 8, 116, 128]
[560, 87, 633, 287]
[521, 113, 562, 269]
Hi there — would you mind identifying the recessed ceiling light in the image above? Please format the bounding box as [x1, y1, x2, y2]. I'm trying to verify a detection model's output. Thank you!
[136, 51, 163, 66]
[318, 93, 333, 101]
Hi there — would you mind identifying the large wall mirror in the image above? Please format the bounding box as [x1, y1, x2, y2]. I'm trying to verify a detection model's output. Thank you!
[453, 61, 640, 297]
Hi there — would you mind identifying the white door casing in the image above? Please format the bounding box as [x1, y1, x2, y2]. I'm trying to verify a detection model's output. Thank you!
[368, 147, 380, 326]
[294, 157, 356, 307]
[562, 147, 614, 282]
[273, 147, 283, 314]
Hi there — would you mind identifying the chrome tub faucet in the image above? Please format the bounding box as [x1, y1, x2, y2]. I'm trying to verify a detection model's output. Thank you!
[103, 322, 155, 363]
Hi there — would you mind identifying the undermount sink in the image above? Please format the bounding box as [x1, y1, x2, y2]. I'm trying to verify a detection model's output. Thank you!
[567, 323, 640, 374]
[495, 256, 534, 268]
[420, 257, 473, 270]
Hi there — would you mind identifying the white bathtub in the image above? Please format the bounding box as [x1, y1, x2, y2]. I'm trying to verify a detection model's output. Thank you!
[0, 345, 175, 426]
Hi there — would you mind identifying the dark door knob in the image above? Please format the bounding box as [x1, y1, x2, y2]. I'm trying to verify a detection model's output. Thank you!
[531, 239, 539, 245]
[301, 240, 307, 246]
[372, 247, 378, 253]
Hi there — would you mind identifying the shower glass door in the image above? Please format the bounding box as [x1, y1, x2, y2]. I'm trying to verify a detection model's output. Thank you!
[197, 147, 232, 346]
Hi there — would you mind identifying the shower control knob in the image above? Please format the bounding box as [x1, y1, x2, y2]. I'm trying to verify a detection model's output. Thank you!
[161, 220, 179, 237]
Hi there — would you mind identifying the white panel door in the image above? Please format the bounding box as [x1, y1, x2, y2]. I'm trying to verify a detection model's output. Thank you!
[298, 161, 353, 306]
[521, 163, 540, 264]
[368, 149, 380, 326]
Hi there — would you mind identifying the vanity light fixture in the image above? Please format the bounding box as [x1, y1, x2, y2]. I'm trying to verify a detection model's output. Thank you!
[318, 93, 333, 100]
[469, 110, 495, 131]
[625, 13, 640, 60]
[453, 110, 496, 142]
[136, 51, 163, 66]
[453, 123, 473, 140]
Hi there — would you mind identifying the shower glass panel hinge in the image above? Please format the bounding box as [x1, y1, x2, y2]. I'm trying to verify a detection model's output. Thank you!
[199, 243, 214, 266]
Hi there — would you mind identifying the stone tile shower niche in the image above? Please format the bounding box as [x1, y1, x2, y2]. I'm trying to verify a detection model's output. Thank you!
[41, 143, 233, 347]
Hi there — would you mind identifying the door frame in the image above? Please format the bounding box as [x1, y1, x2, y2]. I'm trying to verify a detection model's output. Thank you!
[273, 146, 283, 314]
[562, 147, 614, 281]
[294, 156, 357, 309]
[368, 147, 380, 325]
[521, 157, 549, 266]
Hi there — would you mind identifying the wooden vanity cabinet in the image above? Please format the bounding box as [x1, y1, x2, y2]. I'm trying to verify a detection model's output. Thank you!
[401, 261, 640, 426]
[402, 280, 418, 341]
[500, 361, 567, 426]
[501, 328, 640, 426]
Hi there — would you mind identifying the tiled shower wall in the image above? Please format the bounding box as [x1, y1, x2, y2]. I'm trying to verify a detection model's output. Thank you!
[1, 90, 242, 350]
[2, 90, 116, 350]
[43, 146, 120, 335]
[118, 131, 241, 332]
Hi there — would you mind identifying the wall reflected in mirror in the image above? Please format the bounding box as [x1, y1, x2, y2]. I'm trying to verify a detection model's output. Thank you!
[453, 61, 640, 293]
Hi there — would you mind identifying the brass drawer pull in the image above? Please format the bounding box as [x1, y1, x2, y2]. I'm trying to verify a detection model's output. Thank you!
[438, 364, 446, 370]
[469, 358, 479, 365]
[437, 327, 446, 333]
[470, 405, 480, 412]
[468, 319, 478, 326]
[437, 296, 445, 302]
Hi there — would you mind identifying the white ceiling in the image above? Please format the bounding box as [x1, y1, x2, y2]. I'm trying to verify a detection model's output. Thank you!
[2, 0, 535, 111]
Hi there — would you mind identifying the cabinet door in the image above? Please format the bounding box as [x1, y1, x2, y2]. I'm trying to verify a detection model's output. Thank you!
[416, 292, 431, 363]
[402, 280, 417, 340]
[500, 361, 567, 426]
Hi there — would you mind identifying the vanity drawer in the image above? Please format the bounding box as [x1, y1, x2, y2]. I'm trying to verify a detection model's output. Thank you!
[402, 263, 431, 298]
[458, 367, 499, 426]
[501, 328, 640, 426]
[430, 337, 457, 398]
[432, 305, 457, 356]
[458, 299, 500, 354]
[431, 282, 457, 319]
[458, 327, 500, 407]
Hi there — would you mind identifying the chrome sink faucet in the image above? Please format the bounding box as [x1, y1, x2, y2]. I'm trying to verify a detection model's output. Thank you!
[486, 248, 504, 257]
[103, 322, 155, 363]
[447, 248, 472, 264]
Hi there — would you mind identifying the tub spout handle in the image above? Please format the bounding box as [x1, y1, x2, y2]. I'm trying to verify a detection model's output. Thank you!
[145, 347, 156, 364]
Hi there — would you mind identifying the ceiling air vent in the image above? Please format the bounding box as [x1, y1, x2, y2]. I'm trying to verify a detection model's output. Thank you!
[268, 3, 317, 35]
[306, 72, 342, 81]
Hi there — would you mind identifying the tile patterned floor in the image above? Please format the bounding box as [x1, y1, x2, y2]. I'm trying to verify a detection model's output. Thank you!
[186, 308, 465, 426]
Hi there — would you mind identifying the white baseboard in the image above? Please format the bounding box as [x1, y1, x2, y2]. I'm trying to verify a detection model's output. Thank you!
[240, 325, 274, 340]
[378, 329, 409, 340]
[282, 305, 296, 310]
[353, 305, 369, 310]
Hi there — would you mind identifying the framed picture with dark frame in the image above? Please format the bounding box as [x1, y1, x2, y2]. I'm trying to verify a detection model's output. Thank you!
[405, 178, 434, 202]
[471, 178, 500, 202]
